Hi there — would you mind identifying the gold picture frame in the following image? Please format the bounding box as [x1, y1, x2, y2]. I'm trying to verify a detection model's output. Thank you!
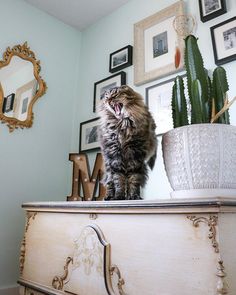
[134, 1, 185, 85]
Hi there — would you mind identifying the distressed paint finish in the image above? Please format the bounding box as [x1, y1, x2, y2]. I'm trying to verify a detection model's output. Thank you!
[19, 198, 236, 294]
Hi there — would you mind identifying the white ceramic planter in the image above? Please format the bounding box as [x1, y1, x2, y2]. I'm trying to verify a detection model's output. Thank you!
[162, 124, 236, 198]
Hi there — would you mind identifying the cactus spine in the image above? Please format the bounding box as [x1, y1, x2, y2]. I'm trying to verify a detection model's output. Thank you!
[171, 35, 230, 127]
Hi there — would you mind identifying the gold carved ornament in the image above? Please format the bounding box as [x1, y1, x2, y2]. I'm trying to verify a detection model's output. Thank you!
[187, 215, 219, 253]
[52, 257, 73, 290]
[216, 260, 228, 295]
[52, 225, 127, 295]
[187, 215, 229, 294]
[0, 42, 47, 132]
[19, 212, 37, 276]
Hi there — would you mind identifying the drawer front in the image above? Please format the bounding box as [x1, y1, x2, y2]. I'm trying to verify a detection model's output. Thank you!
[21, 211, 221, 295]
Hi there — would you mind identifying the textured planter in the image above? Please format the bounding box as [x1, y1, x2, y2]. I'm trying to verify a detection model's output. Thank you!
[162, 124, 236, 198]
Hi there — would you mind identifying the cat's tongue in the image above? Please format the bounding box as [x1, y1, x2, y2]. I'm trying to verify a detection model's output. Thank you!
[115, 104, 121, 115]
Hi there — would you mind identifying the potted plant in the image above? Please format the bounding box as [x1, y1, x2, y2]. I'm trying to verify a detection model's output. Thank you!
[162, 35, 236, 198]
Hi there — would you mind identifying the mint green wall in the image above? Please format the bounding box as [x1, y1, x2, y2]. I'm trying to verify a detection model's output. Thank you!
[0, 0, 81, 288]
[77, 0, 236, 199]
[1, 0, 236, 290]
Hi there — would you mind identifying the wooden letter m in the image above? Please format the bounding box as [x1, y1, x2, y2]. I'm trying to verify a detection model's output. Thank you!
[67, 153, 106, 201]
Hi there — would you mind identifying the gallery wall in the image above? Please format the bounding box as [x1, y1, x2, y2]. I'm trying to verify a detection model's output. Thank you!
[0, 0, 236, 291]
[76, 0, 236, 199]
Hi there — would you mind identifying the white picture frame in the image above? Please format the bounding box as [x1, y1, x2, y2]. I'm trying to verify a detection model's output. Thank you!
[145, 75, 188, 135]
[134, 1, 185, 85]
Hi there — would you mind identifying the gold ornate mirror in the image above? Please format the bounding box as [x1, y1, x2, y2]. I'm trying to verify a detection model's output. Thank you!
[0, 42, 47, 132]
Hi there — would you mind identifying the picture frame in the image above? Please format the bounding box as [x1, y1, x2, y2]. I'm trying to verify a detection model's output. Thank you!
[13, 79, 38, 121]
[198, 0, 227, 23]
[109, 45, 133, 73]
[79, 117, 100, 153]
[134, 1, 185, 86]
[2, 93, 15, 113]
[211, 17, 236, 66]
[145, 75, 188, 135]
[93, 71, 126, 113]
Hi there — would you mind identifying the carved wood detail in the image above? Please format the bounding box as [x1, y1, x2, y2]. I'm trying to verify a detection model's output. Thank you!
[52, 225, 127, 295]
[19, 212, 37, 275]
[52, 256, 73, 290]
[187, 215, 219, 253]
[216, 260, 229, 295]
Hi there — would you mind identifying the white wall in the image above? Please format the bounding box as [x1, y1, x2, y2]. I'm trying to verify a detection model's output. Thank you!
[0, 0, 82, 289]
[76, 0, 236, 200]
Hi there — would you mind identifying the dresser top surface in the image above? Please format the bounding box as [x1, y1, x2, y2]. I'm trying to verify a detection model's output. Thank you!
[22, 197, 236, 214]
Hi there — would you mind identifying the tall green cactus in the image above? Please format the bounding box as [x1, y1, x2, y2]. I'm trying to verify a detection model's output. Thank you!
[212, 66, 230, 124]
[171, 35, 230, 127]
[185, 35, 209, 123]
[172, 76, 188, 128]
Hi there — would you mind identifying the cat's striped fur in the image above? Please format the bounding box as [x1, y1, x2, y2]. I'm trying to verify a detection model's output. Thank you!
[98, 85, 157, 200]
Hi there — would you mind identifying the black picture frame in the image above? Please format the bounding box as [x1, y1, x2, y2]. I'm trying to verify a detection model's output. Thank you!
[93, 71, 126, 113]
[109, 45, 133, 73]
[210, 16, 236, 65]
[198, 0, 227, 23]
[79, 117, 100, 153]
[2, 93, 15, 113]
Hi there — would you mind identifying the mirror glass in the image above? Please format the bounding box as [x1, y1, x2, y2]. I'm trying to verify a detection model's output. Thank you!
[0, 42, 46, 132]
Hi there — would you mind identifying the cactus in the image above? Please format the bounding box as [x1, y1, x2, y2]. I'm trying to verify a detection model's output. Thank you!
[172, 76, 188, 128]
[212, 66, 230, 124]
[171, 35, 232, 128]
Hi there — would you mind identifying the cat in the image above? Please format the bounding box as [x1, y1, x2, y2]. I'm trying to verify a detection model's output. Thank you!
[98, 85, 157, 201]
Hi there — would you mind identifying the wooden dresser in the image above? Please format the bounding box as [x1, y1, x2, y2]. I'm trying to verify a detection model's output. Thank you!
[18, 198, 236, 295]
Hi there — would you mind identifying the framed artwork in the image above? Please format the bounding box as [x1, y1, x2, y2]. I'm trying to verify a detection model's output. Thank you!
[109, 45, 133, 73]
[134, 1, 185, 86]
[145, 75, 188, 135]
[211, 17, 236, 65]
[13, 79, 38, 121]
[79, 118, 100, 153]
[93, 71, 126, 113]
[198, 0, 227, 23]
[2, 93, 15, 113]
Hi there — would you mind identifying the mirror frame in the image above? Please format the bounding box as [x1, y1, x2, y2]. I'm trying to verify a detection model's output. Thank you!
[0, 42, 47, 132]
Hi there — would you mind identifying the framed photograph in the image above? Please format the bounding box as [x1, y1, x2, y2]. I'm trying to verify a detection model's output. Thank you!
[109, 45, 133, 73]
[134, 1, 185, 86]
[79, 118, 100, 153]
[93, 71, 126, 113]
[2, 93, 15, 113]
[211, 17, 236, 65]
[198, 0, 226, 23]
[145, 75, 188, 135]
[13, 79, 38, 121]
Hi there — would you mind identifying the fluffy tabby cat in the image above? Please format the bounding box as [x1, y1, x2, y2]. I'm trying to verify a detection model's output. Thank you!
[98, 85, 157, 201]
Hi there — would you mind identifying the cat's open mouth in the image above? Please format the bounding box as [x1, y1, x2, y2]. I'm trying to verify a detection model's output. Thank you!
[110, 102, 123, 116]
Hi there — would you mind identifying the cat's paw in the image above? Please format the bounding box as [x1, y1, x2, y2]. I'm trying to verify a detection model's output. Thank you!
[105, 194, 114, 201]
[128, 194, 143, 200]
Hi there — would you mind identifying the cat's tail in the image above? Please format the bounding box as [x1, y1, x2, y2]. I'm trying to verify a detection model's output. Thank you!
[147, 151, 156, 170]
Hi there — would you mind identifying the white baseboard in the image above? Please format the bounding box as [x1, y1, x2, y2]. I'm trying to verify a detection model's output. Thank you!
[0, 286, 18, 295]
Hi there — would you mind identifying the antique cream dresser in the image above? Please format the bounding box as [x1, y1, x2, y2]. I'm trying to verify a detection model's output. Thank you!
[18, 198, 236, 295]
